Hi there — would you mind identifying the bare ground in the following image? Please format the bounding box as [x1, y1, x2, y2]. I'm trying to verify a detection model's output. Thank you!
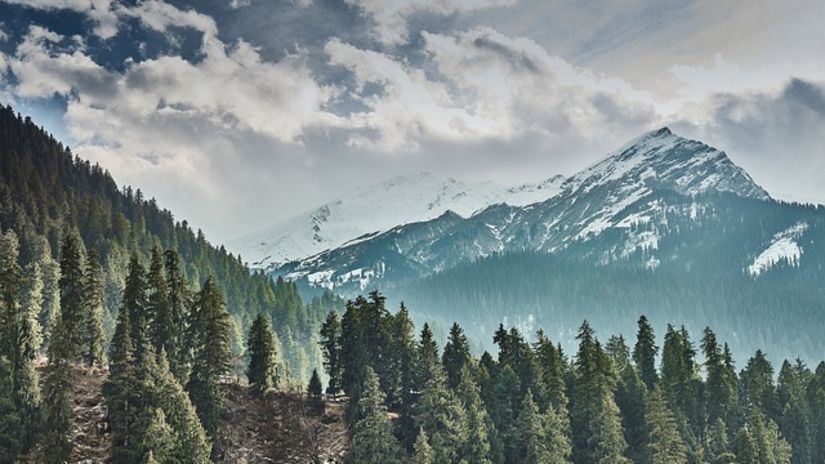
[215, 384, 348, 464]
[23, 364, 348, 463]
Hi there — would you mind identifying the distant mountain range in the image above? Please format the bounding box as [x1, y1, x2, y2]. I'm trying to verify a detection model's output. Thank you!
[240, 127, 825, 363]
[231, 171, 566, 269]
[271, 127, 777, 289]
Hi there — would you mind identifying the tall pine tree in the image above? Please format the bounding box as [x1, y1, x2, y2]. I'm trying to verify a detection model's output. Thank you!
[187, 276, 232, 440]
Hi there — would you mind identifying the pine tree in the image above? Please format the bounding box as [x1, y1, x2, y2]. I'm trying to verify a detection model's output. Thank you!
[417, 322, 439, 388]
[705, 418, 737, 464]
[777, 360, 811, 464]
[660, 325, 703, 442]
[152, 350, 212, 464]
[534, 330, 568, 414]
[104, 301, 140, 463]
[19, 261, 44, 355]
[247, 313, 277, 395]
[516, 390, 572, 464]
[456, 367, 494, 464]
[38, 244, 61, 353]
[489, 364, 521, 460]
[345, 366, 403, 464]
[415, 363, 468, 464]
[542, 400, 573, 464]
[733, 427, 757, 464]
[0, 356, 22, 462]
[124, 254, 149, 361]
[646, 386, 687, 464]
[41, 325, 74, 463]
[702, 328, 738, 427]
[633, 315, 658, 389]
[58, 233, 86, 360]
[607, 335, 648, 464]
[146, 247, 171, 360]
[414, 428, 435, 464]
[308, 368, 324, 413]
[1, 231, 41, 451]
[741, 350, 779, 418]
[138, 408, 176, 464]
[443, 322, 471, 391]
[0, 230, 22, 360]
[164, 249, 190, 384]
[389, 303, 418, 447]
[83, 248, 106, 366]
[320, 310, 343, 396]
[571, 321, 630, 464]
[187, 276, 232, 440]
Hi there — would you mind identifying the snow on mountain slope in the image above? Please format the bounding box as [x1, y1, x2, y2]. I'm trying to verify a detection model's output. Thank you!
[747, 222, 808, 277]
[232, 172, 565, 269]
[274, 127, 778, 291]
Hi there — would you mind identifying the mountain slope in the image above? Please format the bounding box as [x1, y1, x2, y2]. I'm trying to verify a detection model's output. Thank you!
[231, 172, 566, 270]
[271, 127, 825, 363]
[274, 127, 775, 289]
[0, 105, 332, 384]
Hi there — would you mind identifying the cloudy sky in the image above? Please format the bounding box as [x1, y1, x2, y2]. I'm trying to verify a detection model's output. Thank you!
[1, 0, 824, 244]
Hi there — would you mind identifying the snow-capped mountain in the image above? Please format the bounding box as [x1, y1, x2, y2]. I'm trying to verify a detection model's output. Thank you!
[273, 127, 825, 291]
[231, 172, 566, 269]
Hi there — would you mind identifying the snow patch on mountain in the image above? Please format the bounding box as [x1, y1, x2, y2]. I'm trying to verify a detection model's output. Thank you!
[232, 172, 566, 269]
[747, 222, 808, 277]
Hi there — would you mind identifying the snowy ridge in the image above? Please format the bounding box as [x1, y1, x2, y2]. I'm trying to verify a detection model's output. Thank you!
[231, 172, 565, 269]
[747, 222, 808, 277]
[271, 127, 780, 292]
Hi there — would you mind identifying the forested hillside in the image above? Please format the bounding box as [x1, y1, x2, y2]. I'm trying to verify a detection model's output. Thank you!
[323, 292, 825, 464]
[395, 191, 825, 365]
[0, 105, 342, 384]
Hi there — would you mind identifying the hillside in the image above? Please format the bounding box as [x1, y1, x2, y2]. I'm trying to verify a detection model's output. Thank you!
[20, 364, 348, 463]
[0, 105, 338, 384]
[272, 128, 825, 364]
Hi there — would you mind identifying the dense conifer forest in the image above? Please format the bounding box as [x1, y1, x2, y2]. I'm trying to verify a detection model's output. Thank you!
[323, 292, 823, 464]
[0, 105, 343, 386]
[2, 105, 823, 463]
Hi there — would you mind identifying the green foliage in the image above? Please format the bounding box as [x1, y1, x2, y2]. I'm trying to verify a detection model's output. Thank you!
[187, 276, 232, 439]
[0, 357, 22, 462]
[633, 315, 658, 390]
[414, 428, 435, 464]
[516, 390, 572, 464]
[308, 368, 324, 413]
[58, 233, 86, 361]
[0, 105, 323, 388]
[345, 366, 403, 464]
[443, 322, 471, 391]
[84, 249, 106, 366]
[320, 311, 343, 395]
[247, 313, 277, 395]
[415, 363, 468, 464]
[702, 328, 738, 427]
[456, 367, 494, 464]
[138, 408, 176, 464]
[646, 386, 687, 464]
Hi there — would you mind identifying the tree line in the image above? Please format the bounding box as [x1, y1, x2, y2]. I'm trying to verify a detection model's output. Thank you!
[321, 292, 825, 464]
[0, 104, 336, 387]
[1, 230, 305, 462]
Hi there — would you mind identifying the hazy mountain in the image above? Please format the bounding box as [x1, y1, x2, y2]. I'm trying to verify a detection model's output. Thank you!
[269, 127, 825, 363]
[274, 127, 777, 289]
[232, 172, 566, 269]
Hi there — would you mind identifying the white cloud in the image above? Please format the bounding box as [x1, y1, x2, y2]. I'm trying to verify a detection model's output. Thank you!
[345, 0, 515, 45]
[3, 0, 119, 39]
[324, 27, 657, 151]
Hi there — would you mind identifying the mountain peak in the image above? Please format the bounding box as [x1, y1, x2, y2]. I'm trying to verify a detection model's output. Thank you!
[568, 128, 769, 200]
